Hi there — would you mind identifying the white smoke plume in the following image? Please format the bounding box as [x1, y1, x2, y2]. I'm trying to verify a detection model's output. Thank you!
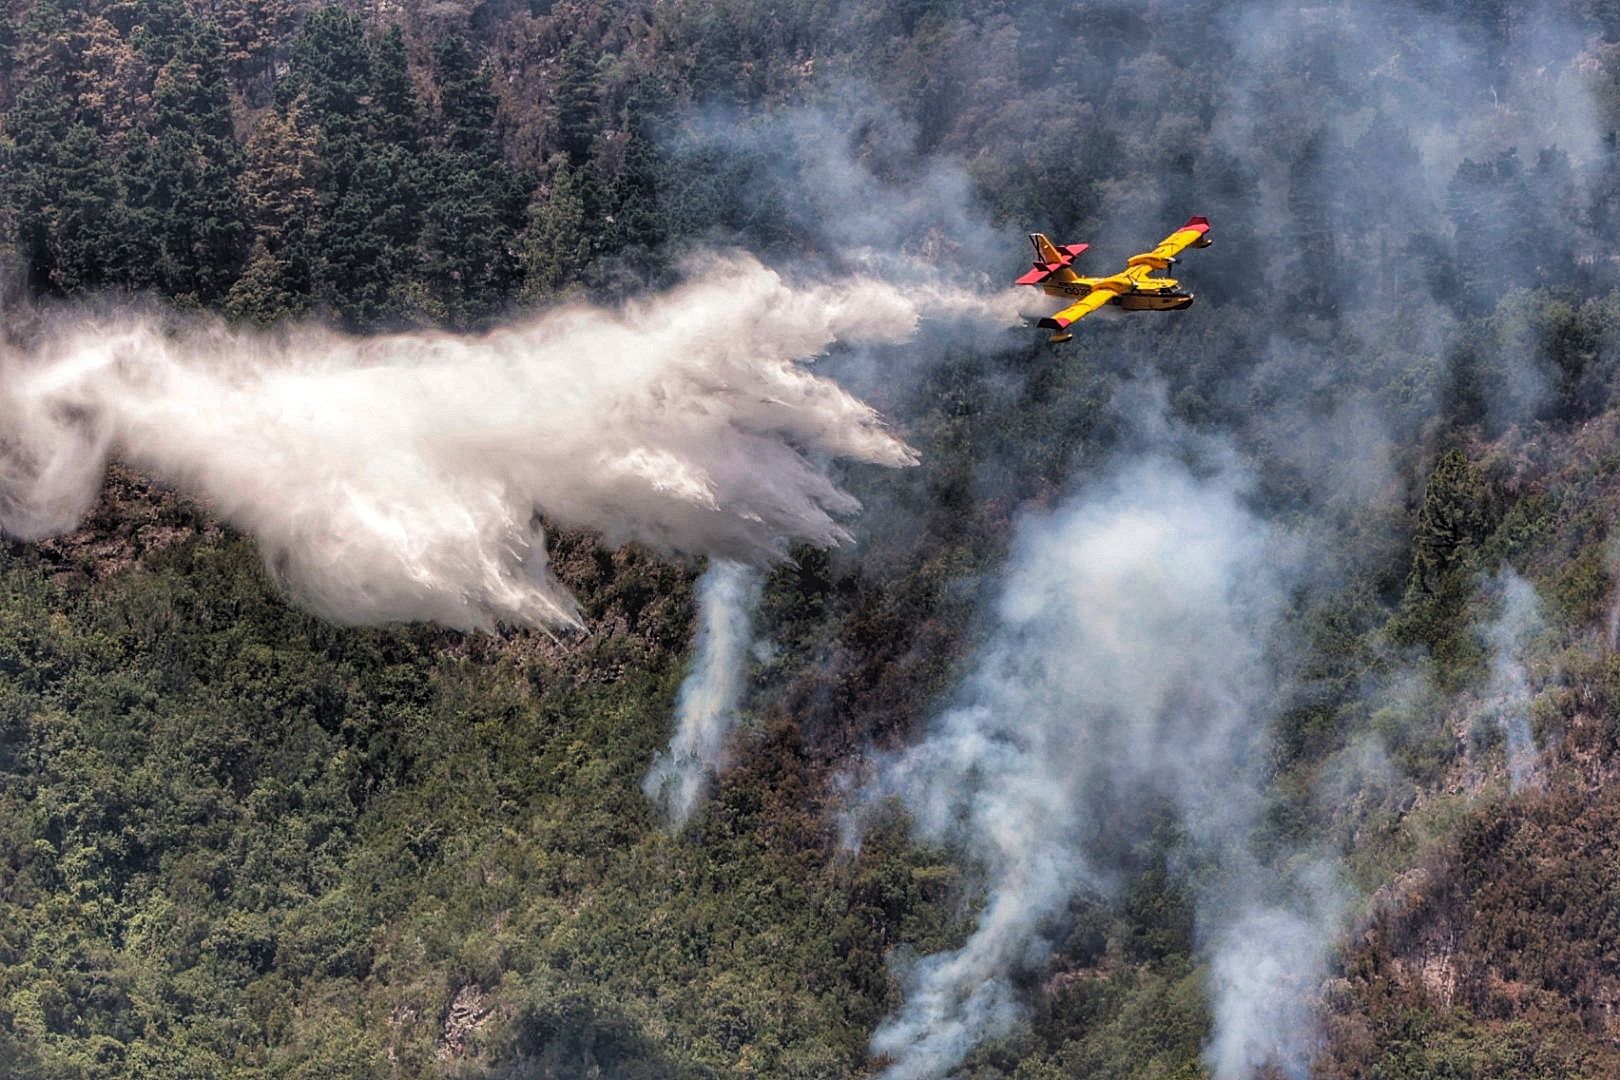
[1480, 569, 1544, 792]
[1604, 537, 1620, 653]
[643, 558, 761, 827]
[0, 253, 1024, 631]
[851, 422, 1339, 1078]
[1204, 866, 1346, 1080]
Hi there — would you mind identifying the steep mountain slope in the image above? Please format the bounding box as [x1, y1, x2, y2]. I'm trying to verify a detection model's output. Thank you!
[10, 1, 1620, 1078]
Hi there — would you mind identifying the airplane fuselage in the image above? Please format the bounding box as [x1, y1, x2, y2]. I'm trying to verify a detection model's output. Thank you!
[1038, 280, 1194, 311]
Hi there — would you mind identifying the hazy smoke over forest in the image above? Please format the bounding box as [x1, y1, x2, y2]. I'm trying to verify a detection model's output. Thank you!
[665, 102, 1014, 272]
[0, 255, 1027, 631]
[643, 558, 762, 826]
[842, 0, 1612, 1074]
[5, 0, 1618, 1072]
[853, 407, 1340, 1078]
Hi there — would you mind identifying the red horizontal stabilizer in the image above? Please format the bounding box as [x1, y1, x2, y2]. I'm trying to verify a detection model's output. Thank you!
[1014, 243, 1089, 286]
[1182, 215, 1210, 233]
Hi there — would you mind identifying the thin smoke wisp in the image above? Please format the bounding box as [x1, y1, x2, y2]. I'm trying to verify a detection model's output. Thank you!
[643, 558, 762, 827]
[1481, 569, 1545, 792]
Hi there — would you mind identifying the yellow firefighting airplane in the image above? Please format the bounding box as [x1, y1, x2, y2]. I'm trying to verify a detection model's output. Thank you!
[1016, 216, 1212, 342]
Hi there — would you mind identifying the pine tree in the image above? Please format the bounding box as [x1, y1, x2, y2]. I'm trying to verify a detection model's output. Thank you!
[2, 80, 122, 292]
[275, 8, 439, 327]
[0, 15, 14, 107]
[120, 17, 246, 302]
[1406, 449, 1496, 599]
[435, 35, 501, 159]
[214, 0, 295, 99]
[276, 6, 371, 141]
[597, 129, 664, 260]
[1448, 149, 1539, 313]
[521, 157, 591, 299]
[420, 34, 529, 326]
[238, 108, 320, 248]
[370, 26, 422, 150]
[322, 141, 426, 326]
[125, 0, 195, 66]
[66, 13, 147, 137]
[554, 43, 600, 165]
[1284, 128, 1339, 310]
[224, 247, 307, 324]
[229, 103, 321, 321]
[339, 25, 432, 325]
[10, 0, 76, 92]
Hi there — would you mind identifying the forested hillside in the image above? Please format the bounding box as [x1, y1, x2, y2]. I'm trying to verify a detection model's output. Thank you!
[9, 1, 1620, 1078]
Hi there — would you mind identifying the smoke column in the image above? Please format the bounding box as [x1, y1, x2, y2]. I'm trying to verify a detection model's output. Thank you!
[851, 413, 1339, 1078]
[0, 253, 1026, 631]
[643, 558, 762, 826]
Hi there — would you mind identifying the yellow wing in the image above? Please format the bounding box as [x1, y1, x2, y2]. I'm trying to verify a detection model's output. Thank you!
[1038, 286, 1117, 332]
[1130, 215, 1212, 268]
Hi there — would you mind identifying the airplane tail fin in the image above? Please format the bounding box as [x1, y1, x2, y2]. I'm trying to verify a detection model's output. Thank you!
[1015, 234, 1089, 285]
[1029, 232, 1065, 264]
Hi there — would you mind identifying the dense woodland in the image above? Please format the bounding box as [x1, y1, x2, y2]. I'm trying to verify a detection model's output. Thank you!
[13, 0, 1620, 1077]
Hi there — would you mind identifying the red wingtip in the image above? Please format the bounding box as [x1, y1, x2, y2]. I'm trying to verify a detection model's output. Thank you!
[1183, 215, 1210, 232]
